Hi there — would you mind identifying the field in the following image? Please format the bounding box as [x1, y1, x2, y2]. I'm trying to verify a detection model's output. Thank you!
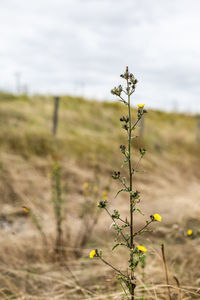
[0, 92, 200, 299]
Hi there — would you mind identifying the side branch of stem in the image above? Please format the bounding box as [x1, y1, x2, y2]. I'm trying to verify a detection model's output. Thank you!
[104, 208, 130, 247]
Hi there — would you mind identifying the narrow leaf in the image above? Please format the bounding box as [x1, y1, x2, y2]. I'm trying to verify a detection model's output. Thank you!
[115, 188, 128, 198]
[136, 208, 144, 216]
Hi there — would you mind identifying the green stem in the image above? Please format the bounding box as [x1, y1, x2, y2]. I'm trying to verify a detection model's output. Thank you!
[127, 79, 135, 300]
[133, 220, 153, 237]
[118, 216, 130, 225]
[98, 254, 128, 279]
[131, 114, 143, 130]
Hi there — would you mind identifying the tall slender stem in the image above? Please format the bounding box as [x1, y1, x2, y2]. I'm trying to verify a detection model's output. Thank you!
[127, 79, 135, 299]
[106, 68, 148, 299]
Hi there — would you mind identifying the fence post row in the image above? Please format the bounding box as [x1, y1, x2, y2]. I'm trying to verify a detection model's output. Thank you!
[52, 96, 60, 136]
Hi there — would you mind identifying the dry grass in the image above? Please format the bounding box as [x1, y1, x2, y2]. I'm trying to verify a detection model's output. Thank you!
[0, 93, 200, 299]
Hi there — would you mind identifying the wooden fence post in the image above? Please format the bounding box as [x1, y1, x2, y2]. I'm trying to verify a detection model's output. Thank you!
[52, 96, 60, 136]
[139, 115, 145, 137]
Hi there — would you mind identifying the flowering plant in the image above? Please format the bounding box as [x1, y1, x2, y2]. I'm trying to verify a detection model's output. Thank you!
[90, 67, 161, 299]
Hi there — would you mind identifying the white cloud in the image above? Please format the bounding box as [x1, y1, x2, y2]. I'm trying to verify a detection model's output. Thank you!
[0, 0, 200, 112]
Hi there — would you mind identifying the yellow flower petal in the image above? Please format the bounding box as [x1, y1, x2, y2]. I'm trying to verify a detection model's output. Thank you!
[153, 213, 162, 222]
[103, 195, 108, 201]
[137, 104, 145, 108]
[102, 190, 108, 196]
[137, 245, 147, 252]
[187, 229, 192, 236]
[83, 182, 89, 188]
[89, 249, 96, 258]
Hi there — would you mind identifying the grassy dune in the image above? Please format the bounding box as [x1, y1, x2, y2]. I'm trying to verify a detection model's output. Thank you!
[0, 92, 200, 299]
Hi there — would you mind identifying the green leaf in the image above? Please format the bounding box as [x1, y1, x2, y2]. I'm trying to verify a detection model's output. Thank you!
[121, 154, 129, 165]
[121, 224, 129, 229]
[112, 242, 127, 251]
[125, 151, 130, 158]
[115, 188, 128, 198]
[112, 243, 120, 251]
[138, 229, 152, 235]
[113, 224, 119, 230]
[113, 209, 120, 219]
[135, 170, 145, 173]
[122, 177, 126, 184]
[140, 255, 146, 269]
[136, 208, 144, 216]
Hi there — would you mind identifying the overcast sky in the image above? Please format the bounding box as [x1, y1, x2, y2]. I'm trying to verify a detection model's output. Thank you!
[0, 0, 200, 112]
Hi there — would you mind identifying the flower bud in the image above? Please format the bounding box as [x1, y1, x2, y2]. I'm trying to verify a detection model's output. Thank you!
[112, 171, 120, 179]
[139, 148, 146, 156]
[97, 200, 107, 208]
[122, 124, 128, 131]
[120, 145, 126, 154]
[124, 116, 129, 122]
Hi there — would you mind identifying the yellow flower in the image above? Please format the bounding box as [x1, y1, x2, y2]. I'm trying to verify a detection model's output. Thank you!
[187, 229, 192, 236]
[153, 213, 162, 222]
[83, 182, 89, 188]
[89, 249, 96, 258]
[103, 195, 108, 201]
[137, 104, 145, 108]
[137, 245, 147, 252]
[47, 172, 52, 179]
[22, 206, 29, 213]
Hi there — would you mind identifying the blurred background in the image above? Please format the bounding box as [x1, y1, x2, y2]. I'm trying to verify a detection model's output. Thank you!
[1, 0, 200, 112]
[0, 1, 200, 299]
